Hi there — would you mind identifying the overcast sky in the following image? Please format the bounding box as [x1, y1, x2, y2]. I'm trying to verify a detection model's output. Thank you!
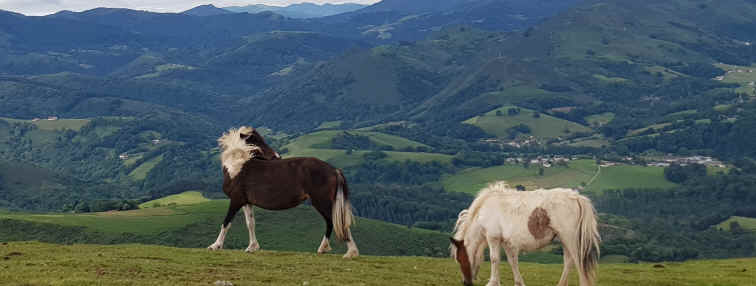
[0, 0, 381, 16]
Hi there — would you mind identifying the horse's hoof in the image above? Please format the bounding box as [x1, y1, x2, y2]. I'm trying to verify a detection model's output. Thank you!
[317, 246, 332, 254]
[207, 244, 223, 251]
[245, 245, 260, 253]
[342, 250, 359, 259]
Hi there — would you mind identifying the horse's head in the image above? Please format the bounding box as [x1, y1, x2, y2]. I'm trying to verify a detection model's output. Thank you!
[449, 237, 473, 286]
[239, 127, 281, 161]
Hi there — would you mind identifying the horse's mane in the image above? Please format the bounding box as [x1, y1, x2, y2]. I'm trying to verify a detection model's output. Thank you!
[218, 126, 260, 179]
[451, 181, 515, 257]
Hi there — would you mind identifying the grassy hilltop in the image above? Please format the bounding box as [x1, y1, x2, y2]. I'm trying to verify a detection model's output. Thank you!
[0, 197, 452, 258]
[0, 242, 754, 286]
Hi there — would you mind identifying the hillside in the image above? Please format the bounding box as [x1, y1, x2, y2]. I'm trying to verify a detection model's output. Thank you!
[282, 130, 450, 167]
[0, 199, 454, 257]
[252, 0, 756, 138]
[441, 159, 677, 194]
[1, 242, 754, 286]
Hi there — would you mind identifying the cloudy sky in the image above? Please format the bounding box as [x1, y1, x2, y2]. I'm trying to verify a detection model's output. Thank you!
[0, 0, 381, 16]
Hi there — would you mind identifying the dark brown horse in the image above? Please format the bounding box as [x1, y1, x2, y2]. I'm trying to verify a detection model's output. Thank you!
[207, 126, 359, 258]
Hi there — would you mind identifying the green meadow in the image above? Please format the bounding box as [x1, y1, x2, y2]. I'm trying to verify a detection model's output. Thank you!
[717, 216, 756, 232]
[0, 242, 754, 286]
[463, 106, 593, 139]
[139, 191, 211, 208]
[0, 199, 452, 258]
[282, 130, 451, 168]
[442, 160, 676, 194]
[0, 117, 91, 131]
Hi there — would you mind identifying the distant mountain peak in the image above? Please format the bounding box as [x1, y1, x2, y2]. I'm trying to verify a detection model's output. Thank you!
[182, 4, 233, 16]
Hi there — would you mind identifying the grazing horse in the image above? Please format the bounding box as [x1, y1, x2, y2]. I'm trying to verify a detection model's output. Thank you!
[450, 182, 600, 286]
[207, 126, 359, 258]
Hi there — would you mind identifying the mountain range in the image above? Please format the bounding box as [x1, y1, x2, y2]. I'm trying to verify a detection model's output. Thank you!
[224, 2, 367, 18]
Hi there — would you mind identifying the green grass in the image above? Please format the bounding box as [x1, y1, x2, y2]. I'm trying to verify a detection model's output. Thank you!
[0, 117, 90, 131]
[282, 130, 450, 168]
[128, 155, 164, 181]
[716, 216, 756, 232]
[1, 242, 755, 286]
[585, 112, 615, 127]
[584, 165, 677, 193]
[139, 191, 210, 208]
[442, 164, 538, 194]
[593, 74, 629, 83]
[0, 200, 453, 257]
[568, 138, 610, 148]
[464, 106, 593, 139]
[443, 160, 676, 194]
[715, 63, 756, 96]
[627, 122, 673, 137]
[442, 160, 598, 194]
[316, 121, 342, 129]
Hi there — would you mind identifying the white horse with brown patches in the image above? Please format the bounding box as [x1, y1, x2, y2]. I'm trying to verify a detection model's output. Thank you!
[450, 182, 600, 286]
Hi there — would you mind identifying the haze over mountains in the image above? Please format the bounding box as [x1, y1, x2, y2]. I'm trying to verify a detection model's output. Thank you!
[224, 2, 367, 18]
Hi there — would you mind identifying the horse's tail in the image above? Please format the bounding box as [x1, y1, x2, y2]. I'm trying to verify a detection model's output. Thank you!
[332, 169, 354, 241]
[575, 194, 601, 286]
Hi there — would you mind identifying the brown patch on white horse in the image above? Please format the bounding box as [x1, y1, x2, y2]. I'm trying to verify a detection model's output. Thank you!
[528, 207, 551, 240]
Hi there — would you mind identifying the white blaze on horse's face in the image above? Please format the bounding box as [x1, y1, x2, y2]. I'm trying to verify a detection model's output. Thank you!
[218, 126, 261, 179]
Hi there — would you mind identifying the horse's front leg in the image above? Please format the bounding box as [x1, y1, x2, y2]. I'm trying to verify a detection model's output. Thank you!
[208, 200, 243, 250]
[504, 247, 526, 286]
[243, 205, 260, 252]
[486, 237, 502, 286]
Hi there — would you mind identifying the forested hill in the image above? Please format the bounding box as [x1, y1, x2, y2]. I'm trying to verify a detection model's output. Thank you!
[248, 0, 756, 132]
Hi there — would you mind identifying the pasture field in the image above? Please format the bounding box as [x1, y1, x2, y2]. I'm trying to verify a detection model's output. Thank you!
[463, 106, 593, 139]
[717, 216, 756, 232]
[0, 242, 754, 286]
[282, 130, 451, 168]
[0, 200, 453, 257]
[443, 160, 676, 194]
[0, 199, 562, 262]
[128, 155, 164, 181]
[584, 165, 677, 193]
[0, 117, 91, 131]
[139, 191, 211, 208]
[585, 112, 615, 127]
[715, 63, 756, 96]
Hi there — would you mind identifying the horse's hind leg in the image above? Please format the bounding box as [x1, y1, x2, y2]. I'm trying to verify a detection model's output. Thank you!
[243, 205, 260, 253]
[558, 246, 573, 286]
[311, 200, 334, 254]
[208, 200, 243, 250]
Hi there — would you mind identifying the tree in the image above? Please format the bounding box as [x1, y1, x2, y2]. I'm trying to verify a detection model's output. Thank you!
[730, 221, 745, 235]
[664, 164, 707, 184]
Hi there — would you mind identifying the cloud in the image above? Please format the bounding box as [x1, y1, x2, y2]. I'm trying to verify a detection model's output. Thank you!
[0, 0, 380, 16]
